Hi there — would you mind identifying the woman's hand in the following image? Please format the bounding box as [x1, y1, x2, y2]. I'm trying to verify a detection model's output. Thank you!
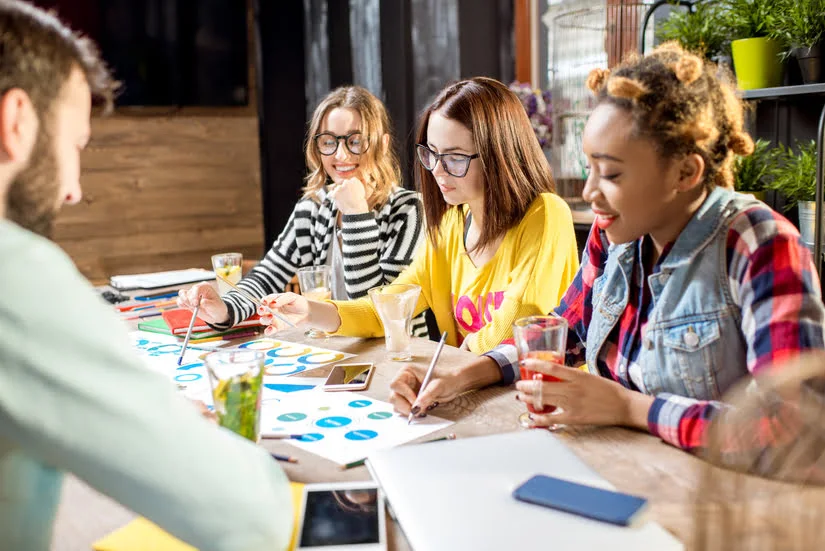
[258, 293, 311, 335]
[328, 177, 369, 215]
[388, 365, 462, 417]
[515, 359, 654, 430]
[257, 292, 343, 336]
[177, 282, 229, 325]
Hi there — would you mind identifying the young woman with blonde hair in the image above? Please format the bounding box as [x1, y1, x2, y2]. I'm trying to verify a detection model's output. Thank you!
[258, 77, 579, 385]
[179, 86, 427, 336]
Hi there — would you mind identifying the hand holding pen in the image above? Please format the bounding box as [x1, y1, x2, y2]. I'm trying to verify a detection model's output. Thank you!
[388, 333, 457, 419]
[177, 282, 230, 326]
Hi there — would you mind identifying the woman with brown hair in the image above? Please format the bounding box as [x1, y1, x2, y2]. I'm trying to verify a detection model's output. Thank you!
[258, 77, 579, 364]
[178, 85, 428, 336]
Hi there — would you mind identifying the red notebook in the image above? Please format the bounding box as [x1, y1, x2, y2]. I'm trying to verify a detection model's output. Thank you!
[161, 309, 261, 335]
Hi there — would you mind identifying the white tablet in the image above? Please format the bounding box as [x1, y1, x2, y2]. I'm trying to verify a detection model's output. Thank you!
[296, 481, 387, 550]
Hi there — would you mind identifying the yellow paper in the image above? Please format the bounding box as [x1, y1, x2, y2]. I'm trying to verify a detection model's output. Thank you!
[93, 482, 304, 551]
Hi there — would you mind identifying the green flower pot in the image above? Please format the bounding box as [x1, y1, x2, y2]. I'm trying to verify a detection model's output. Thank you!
[731, 37, 784, 90]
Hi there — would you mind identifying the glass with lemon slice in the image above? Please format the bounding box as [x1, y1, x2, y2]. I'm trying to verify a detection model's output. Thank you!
[205, 349, 265, 442]
[211, 252, 243, 295]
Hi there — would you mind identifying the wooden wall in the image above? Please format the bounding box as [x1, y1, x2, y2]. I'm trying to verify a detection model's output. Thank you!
[53, 112, 265, 285]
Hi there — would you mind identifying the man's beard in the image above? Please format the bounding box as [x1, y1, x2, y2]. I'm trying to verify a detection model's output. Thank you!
[6, 126, 60, 238]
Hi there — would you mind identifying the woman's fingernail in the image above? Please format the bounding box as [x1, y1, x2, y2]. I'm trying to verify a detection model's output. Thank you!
[431, 401, 439, 408]
[426, 402, 438, 411]
[515, 395, 520, 401]
[417, 412, 427, 418]
[410, 405, 421, 415]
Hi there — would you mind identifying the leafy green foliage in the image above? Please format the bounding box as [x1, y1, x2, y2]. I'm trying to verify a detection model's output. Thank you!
[766, 140, 818, 206]
[657, 1, 729, 58]
[716, 0, 776, 40]
[734, 139, 780, 192]
[769, 0, 825, 49]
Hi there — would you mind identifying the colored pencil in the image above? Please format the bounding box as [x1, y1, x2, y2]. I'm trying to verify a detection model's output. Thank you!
[408, 331, 448, 425]
[260, 433, 310, 440]
[135, 291, 179, 301]
[177, 302, 201, 366]
[123, 311, 164, 321]
[340, 433, 456, 470]
[271, 453, 298, 463]
[117, 298, 177, 312]
[214, 272, 296, 328]
[131, 300, 177, 312]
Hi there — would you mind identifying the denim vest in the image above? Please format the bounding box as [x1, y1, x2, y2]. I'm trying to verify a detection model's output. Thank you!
[585, 187, 762, 400]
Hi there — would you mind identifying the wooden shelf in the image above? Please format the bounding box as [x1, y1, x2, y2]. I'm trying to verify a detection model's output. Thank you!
[742, 83, 825, 100]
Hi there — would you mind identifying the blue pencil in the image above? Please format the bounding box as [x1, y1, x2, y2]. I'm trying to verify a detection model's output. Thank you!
[135, 291, 179, 301]
[271, 453, 298, 463]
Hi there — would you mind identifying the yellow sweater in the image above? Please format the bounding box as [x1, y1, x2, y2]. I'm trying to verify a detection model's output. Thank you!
[332, 193, 579, 353]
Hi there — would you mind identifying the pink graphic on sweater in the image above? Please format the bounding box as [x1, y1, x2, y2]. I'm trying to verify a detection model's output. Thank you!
[453, 291, 505, 333]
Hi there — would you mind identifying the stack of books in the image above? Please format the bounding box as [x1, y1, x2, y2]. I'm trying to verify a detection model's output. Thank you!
[138, 309, 261, 343]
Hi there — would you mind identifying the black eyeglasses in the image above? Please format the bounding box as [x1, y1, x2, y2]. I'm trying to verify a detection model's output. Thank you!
[416, 144, 479, 178]
[314, 132, 367, 156]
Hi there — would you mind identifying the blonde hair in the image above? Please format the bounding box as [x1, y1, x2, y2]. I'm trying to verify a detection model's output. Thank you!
[695, 352, 825, 550]
[302, 86, 400, 210]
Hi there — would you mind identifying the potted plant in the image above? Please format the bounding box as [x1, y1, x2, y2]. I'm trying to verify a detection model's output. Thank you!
[766, 140, 818, 248]
[656, 1, 729, 61]
[770, 0, 825, 84]
[733, 138, 779, 201]
[717, 0, 784, 89]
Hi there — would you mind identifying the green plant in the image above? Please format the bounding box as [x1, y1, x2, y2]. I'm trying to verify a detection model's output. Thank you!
[717, 0, 776, 40]
[657, 1, 729, 59]
[770, 0, 825, 49]
[766, 140, 818, 207]
[734, 139, 780, 193]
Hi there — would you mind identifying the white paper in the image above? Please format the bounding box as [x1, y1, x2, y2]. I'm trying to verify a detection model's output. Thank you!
[261, 390, 453, 465]
[234, 337, 355, 376]
[110, 268, 215, 290]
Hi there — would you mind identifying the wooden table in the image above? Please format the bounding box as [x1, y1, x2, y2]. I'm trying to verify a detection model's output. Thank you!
[51, 328, 820, 550]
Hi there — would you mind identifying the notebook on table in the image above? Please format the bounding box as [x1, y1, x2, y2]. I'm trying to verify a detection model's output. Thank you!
[109, 268, 215, 291]
[160, 309, 261, 335]
[366, 430, 683, 551]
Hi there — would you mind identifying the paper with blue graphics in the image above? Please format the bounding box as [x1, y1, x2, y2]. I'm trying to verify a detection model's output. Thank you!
[130, 332, 345, 408]
[261, 390, 453, 465]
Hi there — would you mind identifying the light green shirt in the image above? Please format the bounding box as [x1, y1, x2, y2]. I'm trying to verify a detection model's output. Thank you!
[0, 219, 292, 551]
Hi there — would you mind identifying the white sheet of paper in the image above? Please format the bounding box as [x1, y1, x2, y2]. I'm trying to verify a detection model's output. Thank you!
[262, 375, 327, 405]
[261, 390, 454, 465]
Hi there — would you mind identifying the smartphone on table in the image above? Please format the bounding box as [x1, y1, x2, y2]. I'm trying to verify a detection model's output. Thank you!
[322, 363, 375, 392]
[296, 481, 386, 550]
[512, 474, 648, 527]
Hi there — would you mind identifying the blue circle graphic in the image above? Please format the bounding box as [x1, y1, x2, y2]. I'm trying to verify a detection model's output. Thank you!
[348, 400, 372, 408]
[297, 433, 325, 442]
[315, 416, 352, 428]
[277, 412, 307, 422]
[344, 430, 378, 441]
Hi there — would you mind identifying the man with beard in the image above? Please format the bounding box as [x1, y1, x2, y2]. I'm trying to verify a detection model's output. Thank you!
[0, 2, 292, 550]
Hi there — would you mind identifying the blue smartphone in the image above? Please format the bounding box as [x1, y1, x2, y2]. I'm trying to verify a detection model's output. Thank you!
[512, 474, 648, 526]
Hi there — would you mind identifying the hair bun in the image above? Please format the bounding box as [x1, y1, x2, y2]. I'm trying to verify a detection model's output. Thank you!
[586, 68, 610, 94]
[607, 76, 649, 101]
[729, 132, 755, 156]
[675, 55, 703, 85]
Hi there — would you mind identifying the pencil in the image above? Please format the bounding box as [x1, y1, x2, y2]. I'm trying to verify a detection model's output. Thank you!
[270, 452, 298, 463]
[177, 301, 201, 366]
[340, 433, 457, 470]
[408, 331, 448, 425]
[214, 272, 296, 328]
[260, 433, 309, 440]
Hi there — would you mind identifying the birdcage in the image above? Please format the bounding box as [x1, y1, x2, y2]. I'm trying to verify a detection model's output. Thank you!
[549, 0, 654, 207]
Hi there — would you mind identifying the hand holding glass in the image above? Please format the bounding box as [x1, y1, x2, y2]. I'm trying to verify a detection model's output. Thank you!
[512, 315, 568, 428]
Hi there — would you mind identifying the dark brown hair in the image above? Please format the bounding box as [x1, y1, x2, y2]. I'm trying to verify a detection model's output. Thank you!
[0, 0, 117, 116]
[415, 77, 555, 252]
[587, 42, 753, 191]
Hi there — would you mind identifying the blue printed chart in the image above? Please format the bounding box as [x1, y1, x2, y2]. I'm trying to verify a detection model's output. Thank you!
[260, 391, 453, 465]
[130, 333, 350, 408]
[238, 338, 355, 376]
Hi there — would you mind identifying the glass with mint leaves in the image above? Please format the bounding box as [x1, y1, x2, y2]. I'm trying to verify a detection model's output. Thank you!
[205, 349, 265, 442]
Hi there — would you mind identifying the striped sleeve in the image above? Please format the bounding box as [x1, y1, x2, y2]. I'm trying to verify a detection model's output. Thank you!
[218, 200, 316, 328]
[648, 206, 825, 453]
[340, 189, 428, 337]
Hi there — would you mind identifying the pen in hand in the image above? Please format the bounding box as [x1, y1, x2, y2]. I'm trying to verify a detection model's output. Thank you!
[178, 299, 201, 366]
[408, 331, 448, 425]
[214, 272, 296, 328]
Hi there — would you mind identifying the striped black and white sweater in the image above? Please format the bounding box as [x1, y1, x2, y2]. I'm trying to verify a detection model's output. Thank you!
[218, 186, 429, 337]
